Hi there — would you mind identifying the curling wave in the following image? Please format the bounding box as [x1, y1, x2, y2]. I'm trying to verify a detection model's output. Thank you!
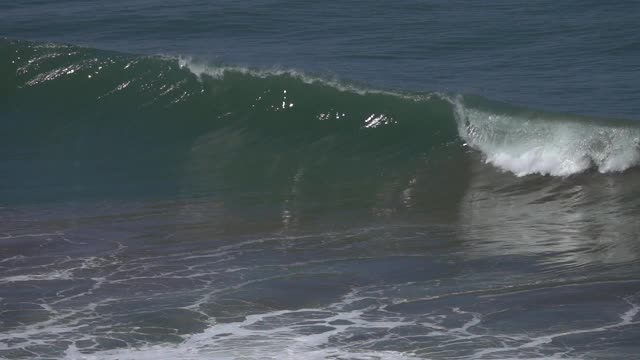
[3, 39, 640, 181]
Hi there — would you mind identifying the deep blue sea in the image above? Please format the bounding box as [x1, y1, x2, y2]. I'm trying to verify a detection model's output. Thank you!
[2, 1, 640, 359]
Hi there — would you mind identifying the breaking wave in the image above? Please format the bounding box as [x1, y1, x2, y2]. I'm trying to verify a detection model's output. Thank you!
[3, 39, 640, 180]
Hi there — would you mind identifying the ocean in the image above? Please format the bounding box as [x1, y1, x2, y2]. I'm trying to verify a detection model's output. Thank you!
[2, 1, 640, 359]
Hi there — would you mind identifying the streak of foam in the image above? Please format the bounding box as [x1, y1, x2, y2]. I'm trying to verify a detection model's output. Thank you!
[60, 285, 638, 360]
[177, 57, 439, 102]
[63, 305, 421, 360]
[0, 270, 73, 283]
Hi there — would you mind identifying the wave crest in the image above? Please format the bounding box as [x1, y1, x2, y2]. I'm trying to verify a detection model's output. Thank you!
[454, 98, 640, 176]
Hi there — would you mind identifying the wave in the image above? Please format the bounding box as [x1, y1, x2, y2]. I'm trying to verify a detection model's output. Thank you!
[454, 98, 640, 176]
[3, 39, 640, 180]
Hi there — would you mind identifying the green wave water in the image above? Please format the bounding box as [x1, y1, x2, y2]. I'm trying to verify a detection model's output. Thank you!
[3, 39, 640, 205]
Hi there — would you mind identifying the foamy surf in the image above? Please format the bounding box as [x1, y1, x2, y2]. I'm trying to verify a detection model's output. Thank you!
[454, 97, 640, 176]
[59, 290, 638, 360]
[62, 303, 422, 360]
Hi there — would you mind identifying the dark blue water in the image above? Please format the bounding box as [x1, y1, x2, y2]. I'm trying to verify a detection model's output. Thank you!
[2, 1, 640, 359]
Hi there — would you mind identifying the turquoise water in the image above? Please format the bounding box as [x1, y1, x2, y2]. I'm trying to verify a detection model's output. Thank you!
[2, 2, 640, 359]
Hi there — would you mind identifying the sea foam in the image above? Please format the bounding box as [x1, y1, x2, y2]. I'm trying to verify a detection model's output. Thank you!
[454, 98, 640, 176]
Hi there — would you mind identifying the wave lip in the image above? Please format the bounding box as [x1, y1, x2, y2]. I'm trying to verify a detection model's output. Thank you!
[454, 98, 640, 176]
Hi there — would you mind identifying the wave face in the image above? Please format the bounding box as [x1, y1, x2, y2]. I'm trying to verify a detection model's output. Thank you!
[3, 38, 640, 202]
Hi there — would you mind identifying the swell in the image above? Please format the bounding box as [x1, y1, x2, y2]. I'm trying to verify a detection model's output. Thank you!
[3, 38, 640, 195]
[2, 39, 455, 143]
